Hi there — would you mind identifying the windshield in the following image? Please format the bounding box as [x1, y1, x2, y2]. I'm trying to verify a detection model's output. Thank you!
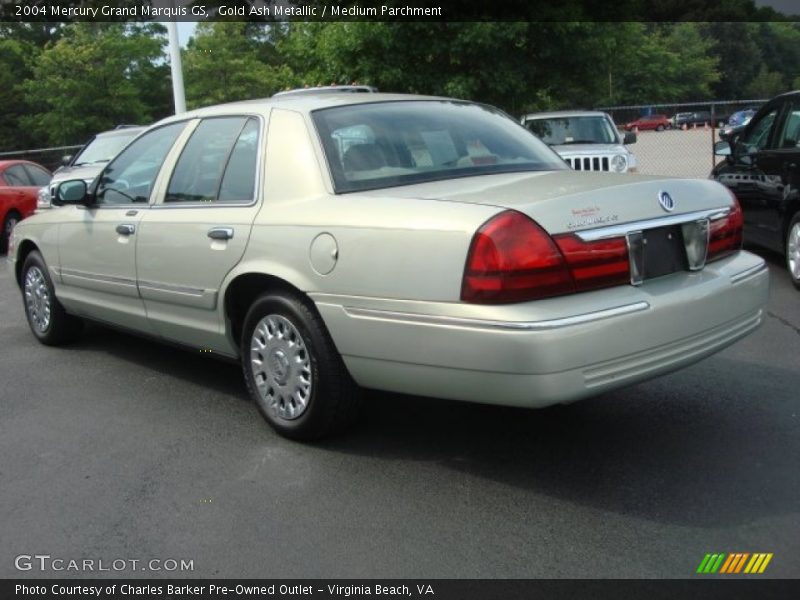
[313, 101, 566, 193]
[524, 116, 619, 145]
[73, 131, 140, 165]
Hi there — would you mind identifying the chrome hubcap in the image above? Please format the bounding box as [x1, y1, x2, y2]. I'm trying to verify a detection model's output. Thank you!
[789, 222, 800, 281]
[24, 266, 51, 332]
[250, 314, 312, 420]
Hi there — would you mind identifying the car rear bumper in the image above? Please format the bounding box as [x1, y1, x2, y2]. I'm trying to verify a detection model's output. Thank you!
[312, 250, 769, 408]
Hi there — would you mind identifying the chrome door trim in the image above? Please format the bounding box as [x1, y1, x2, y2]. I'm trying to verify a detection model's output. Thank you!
[341, 301, 651, 332]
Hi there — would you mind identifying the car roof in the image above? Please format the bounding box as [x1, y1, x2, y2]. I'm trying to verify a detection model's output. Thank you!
[521, 110, 609, 119]
[94, 126, 146, 138]
[273, 85, 378, 97]
[156, 93, 463, 124]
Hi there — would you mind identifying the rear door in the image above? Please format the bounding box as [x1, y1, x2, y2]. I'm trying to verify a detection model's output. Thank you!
[136, 114, 264, 350]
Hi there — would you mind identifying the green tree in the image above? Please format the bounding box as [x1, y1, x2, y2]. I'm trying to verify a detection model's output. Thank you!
[183, 22, 295, 108]
[745, 65, 786, 98]
[22, 23, 170, 146]
[0, 37, 38, 150]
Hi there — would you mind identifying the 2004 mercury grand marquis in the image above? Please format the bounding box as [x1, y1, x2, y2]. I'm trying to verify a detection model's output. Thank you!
[8, 94, 769, 439]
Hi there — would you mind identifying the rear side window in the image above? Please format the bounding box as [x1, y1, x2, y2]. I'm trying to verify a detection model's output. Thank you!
[4, 165, 31, 186]
[23, 164, 51, 186]
[166, 117, 259, 204]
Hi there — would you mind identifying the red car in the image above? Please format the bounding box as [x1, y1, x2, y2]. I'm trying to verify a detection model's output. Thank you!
[624, 114, 672, 132]
[0, 160, 51, 253]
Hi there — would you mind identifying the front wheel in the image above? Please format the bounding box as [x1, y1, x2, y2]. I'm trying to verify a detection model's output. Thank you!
[786, 213, 800, 290]
[241, 292, 361, 440]
[21, 250, 83, 345]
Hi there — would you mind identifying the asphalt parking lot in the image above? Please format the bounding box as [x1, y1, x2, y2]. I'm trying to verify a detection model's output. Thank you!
[0, 252, 798, 579]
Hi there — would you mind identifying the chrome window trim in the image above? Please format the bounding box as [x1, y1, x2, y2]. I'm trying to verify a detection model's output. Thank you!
[341, 301, 651, 332]
[575, 208, 730, 241]
[153, 113, 265, 210]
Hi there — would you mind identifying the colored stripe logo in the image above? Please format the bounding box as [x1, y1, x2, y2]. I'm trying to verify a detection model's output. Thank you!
[696, 553, 773, 574]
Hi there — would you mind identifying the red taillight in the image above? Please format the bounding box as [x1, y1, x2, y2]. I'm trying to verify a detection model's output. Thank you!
[461, 210, 573, 303]
[707, 196, 743, 262]
[461, 210, 630, 304]
[553, 233, 631, 292]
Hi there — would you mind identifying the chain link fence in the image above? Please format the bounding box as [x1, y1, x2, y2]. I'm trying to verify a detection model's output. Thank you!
[596, 99, 767, 179]
[0, 145, 82, 172]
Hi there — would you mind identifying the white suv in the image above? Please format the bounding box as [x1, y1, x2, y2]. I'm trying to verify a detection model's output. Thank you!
[522, 110, 638, 173]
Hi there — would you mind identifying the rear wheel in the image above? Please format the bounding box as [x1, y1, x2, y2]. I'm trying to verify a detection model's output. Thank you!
[0, 211, 20, 254]
[656, 125, 664, 132]
[241, 292, 361, 440]
[21, 250, 83, 345]
[787, 213, 800, 290]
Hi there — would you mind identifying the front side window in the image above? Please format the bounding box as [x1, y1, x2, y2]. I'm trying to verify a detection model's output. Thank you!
[739, 107, 779, 154]
[97, 122, 186, 205]
[776, 103, 800, 149]
[525, 116, 619, 145]
[166, 117, 259, 204]
[313, 101, 566, 193]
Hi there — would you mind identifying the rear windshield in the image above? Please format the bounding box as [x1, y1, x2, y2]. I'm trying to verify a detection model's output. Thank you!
[312, 101, 566, 193]
[525, 115, 619, 145]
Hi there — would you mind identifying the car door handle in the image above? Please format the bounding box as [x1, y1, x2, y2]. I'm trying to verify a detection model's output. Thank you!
[208, 227, 234, 240]
[116, 224, 135, 236]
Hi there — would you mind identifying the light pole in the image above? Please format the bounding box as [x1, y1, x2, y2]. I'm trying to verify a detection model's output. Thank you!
[166, 9, 186, 114]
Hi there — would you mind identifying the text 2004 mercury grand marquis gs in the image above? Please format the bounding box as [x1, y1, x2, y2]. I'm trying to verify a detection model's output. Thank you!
[8, 94, 769, 439]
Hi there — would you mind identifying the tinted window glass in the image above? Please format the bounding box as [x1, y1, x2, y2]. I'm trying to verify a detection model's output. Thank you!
[777, 104, 800, 149]
[4, 165, 31, 186]
[166, 117, 249, 203]
[741, 107, 778, 153]
[313, 101, 566, 193]
[23, 164, 51, 186]
[218, 118, 259, 202]
[97, 122, 185, 205]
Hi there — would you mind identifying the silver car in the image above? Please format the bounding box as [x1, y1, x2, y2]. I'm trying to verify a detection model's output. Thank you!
[8, 94, 769, 440]
[521, 110, 638, 173]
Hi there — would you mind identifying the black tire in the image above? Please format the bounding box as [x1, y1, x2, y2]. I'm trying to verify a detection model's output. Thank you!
[21, 250, 83, 345]
[0, 211, 20, 254]
[241, 292, 361, 440]
[656, 125, 664, 132]
[786, 212, 800, 290]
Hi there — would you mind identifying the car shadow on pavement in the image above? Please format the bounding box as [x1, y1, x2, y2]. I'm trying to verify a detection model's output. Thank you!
[60, 321, 798, 530]
[320, 357, 799, 529]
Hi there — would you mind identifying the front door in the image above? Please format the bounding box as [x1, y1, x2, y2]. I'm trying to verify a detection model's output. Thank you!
[56, 122, 187, 331]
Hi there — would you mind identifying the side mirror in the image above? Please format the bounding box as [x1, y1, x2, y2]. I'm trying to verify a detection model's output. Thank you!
[714, 141, 731, 156]
[54, 180, 91, 206]
[61, 155, 73, 166]
[623, 131, 637, 145]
